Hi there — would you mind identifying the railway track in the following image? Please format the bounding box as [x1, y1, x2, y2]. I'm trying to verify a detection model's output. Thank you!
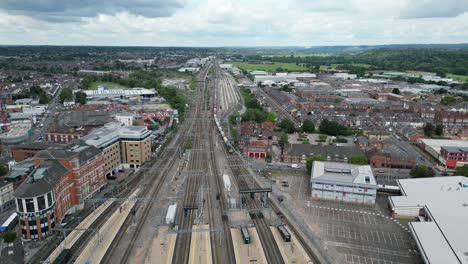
[101, 64, 211, 264]
[206, 63, 236, 264]
[172, 63, 212, 264]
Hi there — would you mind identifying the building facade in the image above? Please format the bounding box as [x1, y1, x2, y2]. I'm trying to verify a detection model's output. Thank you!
[81, 123, 152, 176]
[0, 182, 15, 212]
[310, 161, 377, 204]
[14, 144, 106, 240]
[440, 146, 468, 168]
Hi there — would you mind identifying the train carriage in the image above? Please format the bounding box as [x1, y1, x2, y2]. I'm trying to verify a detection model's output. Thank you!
[277, 225, 291, 242]
[241, 227, 251, 244]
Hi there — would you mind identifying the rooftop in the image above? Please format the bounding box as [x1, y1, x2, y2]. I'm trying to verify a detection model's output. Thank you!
[311, 161, 377, 186]
[14, 159, 69, 198]
[419, 139, 468, 154]
[389, 176, 468, 264]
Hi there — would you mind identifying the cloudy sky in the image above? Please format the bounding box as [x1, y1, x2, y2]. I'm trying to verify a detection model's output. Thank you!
[0, 0, 467, 46]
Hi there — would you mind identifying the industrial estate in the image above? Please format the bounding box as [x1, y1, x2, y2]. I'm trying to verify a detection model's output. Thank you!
[0, 32, 468, 264]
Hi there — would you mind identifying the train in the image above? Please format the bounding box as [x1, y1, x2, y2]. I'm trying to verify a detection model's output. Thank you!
[277, 225, 291, 242]
[213, 113, 234, 154]
[53, 249, 71, 264]
[166, 203, 177, 226]
[0, 212, 18, 233]
[241, 227, 251, 244]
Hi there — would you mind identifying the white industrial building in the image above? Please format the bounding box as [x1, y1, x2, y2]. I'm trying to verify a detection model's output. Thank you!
[310, 161, 377, 204]
[418, 138, 468, 162]
[115, 113, 134, 126]
[83, 87, 156, 99]
[389, 176, 468, 264]
[254, 73, 316, 83]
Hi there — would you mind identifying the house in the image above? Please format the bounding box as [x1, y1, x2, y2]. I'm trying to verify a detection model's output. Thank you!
[366, 144, 416, 169]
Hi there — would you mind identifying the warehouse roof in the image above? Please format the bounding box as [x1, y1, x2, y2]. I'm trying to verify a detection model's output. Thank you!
[390, 176, 468, 264]
[419, 139, 468, 154]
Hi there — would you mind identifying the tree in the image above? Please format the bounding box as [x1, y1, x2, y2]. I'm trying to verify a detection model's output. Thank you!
[319, 119, 352, 136]
[440, 96, 457, 105]
[434, 124, 444, 136]
[306, 155, 327, 175]
[265, 153, 272, 163]
[278, 132, 289, 162]
[301, 120, 315, 133]
[266, 112, 276, 122]
[455, 165, 468, 176]
[350, 155, 369, 165]
[391, 88, 400, 95]
[59, 88, 73, 103]
[0, 164, 8, 176]
[0, 163, 8, 176]
[410, 165, 435, 178]
[423, 123, 434, 137]
[2, 231, 16, 243]
[75, 91, 87, 105]
[279, 118, 296, 134]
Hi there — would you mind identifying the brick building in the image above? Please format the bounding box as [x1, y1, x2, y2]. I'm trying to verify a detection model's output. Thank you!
[244, 140, 268, 159]
[10, 142, 63, 162]
[14, 143, 106, 240]
[366, 144, 416, 169]
[440, 146, 468, 169]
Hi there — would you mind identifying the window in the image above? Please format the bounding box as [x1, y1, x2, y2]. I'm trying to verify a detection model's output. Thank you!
[47, 192, 53, 205]
[37, 196, 46, 210]
[26, 198, 35, 212]
[17, 199, 24, 212]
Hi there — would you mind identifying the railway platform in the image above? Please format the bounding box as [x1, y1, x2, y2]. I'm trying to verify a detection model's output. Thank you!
[270, 226, 313, 264]
[46, 200, 113, 263]
[231, 227, 267, 264]
[144, 226, 178, 264]
[75, 189, 139, 263]
[188, 224, 212, 264]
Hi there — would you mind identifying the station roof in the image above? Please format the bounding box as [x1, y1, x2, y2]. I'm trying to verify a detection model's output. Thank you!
[390, 176, 468, 264]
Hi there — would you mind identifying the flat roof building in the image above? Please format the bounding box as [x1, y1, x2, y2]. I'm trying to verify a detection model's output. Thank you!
[310, 161, 377, 204]
[389, 176, 468, 264]
[83, 87, 156, 99]
[81, 122, 152, 175]
[418, 139, 468, 168]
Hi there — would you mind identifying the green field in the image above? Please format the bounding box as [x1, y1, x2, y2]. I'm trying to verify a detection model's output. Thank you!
[319, 63, 371, 71]
[448, 74, 468, 82]
[89, 82, 128, 90]
[232, 62, 308, 72]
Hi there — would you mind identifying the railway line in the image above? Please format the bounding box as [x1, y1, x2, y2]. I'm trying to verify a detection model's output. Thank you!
[172, 61, 214, 264]
[206, 64, 236, 264]
[100, 64, 211, 264]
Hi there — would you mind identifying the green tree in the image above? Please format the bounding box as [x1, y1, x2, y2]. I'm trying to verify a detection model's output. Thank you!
[410, 165, 435, 178]
[441, 96, 457, 105]
[434, 124, 444, 136]
[423, 123, 434, 137]
[319, 119, 352, 136]
[0, 163, 8, 176]
[59, 88, 73, 103]
[301, 119, 315, 133]
[266, 112, 276, 122]
[391, 88, 400, 95]
[350, 155, 369, 165]
[280, 118, 296, 133]
[265, 153, 272, 163]
[455, 165, 468, 176]
[278, 132, 289, 162]
[2, 231, 16, 243]
[306, 155, 327, 175]
[75, 91, 87, 105]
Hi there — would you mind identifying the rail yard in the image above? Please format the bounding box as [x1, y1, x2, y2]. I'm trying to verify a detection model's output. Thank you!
[37, 60, 325, 264]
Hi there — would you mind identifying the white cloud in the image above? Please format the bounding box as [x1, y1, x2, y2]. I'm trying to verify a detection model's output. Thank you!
[0, 0, 467, 46]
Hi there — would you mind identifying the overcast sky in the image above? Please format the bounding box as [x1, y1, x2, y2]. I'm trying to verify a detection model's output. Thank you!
[0, 0, 467, 46]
